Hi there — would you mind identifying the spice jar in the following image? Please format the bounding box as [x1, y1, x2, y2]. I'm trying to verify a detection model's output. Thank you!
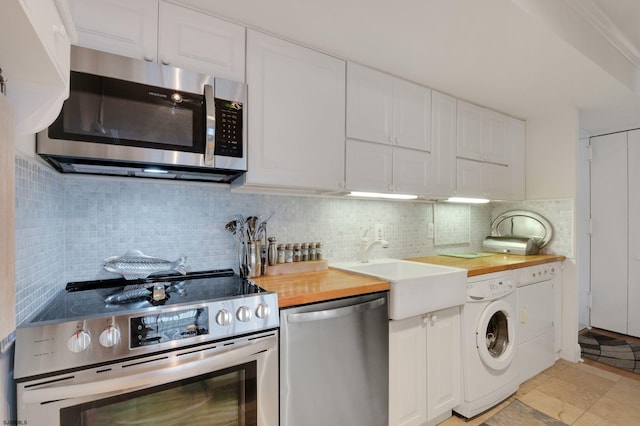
[315, 242, 323, 260]
[268, 237, 278, 266]
[308, 242, 317, 261]
[285, 243, 294, 263]
[277, 244, 285, 264]
[301, 242, 309, 261]
[293, 243, 301, 262]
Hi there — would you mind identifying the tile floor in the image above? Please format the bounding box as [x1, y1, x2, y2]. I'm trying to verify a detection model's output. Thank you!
[441, 358, 640, 425]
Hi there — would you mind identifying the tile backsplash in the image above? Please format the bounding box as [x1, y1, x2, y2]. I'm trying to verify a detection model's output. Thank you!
[14, 154, 573, 324]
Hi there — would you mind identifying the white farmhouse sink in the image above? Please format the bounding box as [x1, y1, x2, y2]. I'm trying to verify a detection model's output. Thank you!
[331, 258, 467, 320]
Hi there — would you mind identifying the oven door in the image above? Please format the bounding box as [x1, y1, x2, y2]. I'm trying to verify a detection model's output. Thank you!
[17, 331, 278, 426]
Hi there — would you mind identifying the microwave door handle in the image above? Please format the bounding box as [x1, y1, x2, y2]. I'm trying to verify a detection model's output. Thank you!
[204, 83, 215, 166]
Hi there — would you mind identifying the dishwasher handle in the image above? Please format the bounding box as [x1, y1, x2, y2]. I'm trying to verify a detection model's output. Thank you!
[287, 296, 386, 323]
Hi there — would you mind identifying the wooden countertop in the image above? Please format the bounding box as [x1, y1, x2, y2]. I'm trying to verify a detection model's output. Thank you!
[254, 253, 565, 308]
[252, 269, 390, 308]
[404, 253, 566, 277]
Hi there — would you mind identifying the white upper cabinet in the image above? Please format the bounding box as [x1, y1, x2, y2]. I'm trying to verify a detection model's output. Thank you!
[69, 0, 158, 61]
[508, 117, 526, 200]
[430, 91, 457, 198]
[457, 100, 508, 165]
[456, 100, 524, 200]
[158, 2, 244, 79]
[1, 0, 75, 134]
[241, 29, 346, 191]
[347, 63, 431, 151]
[346, 140, 431, 195]
[69, 0, 245, 80]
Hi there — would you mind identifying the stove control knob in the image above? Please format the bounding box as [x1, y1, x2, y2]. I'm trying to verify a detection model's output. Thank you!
[255, 303, 271, 319]
[68, 330, 91, 353]
[236, 306, 252, 322]
[99, 326, 121, 347]
[216, 309, 232, 326]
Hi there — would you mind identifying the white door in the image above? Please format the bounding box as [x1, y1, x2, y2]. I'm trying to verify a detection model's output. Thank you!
[392, 79, 431, 152]
[590, 132, 628, 334]
[245, 30, 346, 191]
[346, 63, 393, 145]
[483, 109, 509, 165]
[628, 130, 640, 337]
[430, 91, 457, 197]
[456, 158, 486, 198]
[69, 0, 158, 61]
[345, 140, 392, 193]
[158, 2, 245, 80]
[389, 316, 427, 426]
[426, 307, 461, 423]
[456, 100, 484, 161]
[393, 147, 430, 195]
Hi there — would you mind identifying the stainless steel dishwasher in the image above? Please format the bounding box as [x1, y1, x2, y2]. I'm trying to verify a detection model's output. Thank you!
[280, 292, 389, 426]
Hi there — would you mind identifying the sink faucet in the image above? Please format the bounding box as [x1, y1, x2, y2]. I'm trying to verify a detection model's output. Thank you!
[360, 228, 389, 263]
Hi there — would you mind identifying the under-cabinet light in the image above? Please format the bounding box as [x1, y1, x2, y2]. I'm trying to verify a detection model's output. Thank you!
[142, 168, 169, 174]
[445, 197, 490, 204]
[348, 191, 418, 200]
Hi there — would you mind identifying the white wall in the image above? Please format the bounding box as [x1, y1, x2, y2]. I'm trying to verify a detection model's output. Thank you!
[526, 107, 581, 361]
[526, 107, 578, 200]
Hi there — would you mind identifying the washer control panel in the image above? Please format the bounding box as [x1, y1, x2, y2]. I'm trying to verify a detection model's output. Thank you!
[466, 271, 514, 302]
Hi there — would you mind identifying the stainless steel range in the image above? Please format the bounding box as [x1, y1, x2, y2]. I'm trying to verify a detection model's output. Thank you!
[14, 269, 279, 426]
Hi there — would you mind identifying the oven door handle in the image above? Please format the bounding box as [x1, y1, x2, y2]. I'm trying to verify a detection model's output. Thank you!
[21, 335, 275, 404]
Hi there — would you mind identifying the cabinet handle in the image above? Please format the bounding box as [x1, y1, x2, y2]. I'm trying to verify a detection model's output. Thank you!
[395, 136, 400, 145]
[143, 56, 154, 62]
[431, 314, 437, 322]
[161, 59, 170, 66]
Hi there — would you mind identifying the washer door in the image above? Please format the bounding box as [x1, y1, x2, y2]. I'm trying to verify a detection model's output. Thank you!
[476, 300, 515, 371]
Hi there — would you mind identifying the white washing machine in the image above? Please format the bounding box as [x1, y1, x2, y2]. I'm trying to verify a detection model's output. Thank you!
[454, 271, 519, 418]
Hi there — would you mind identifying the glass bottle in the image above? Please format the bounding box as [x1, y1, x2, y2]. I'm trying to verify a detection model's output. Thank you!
[268, 237, 278, 266]
[285, 243, 294, 263]
[293, 243, 301, 262]
[277, 244, 285, 264]
[301, 243, 309, 261]
[308, 242, 317, 261]
[315, 242, 323, 260]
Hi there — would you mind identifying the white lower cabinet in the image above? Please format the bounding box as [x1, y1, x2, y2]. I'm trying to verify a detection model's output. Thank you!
[389, 306, 461, 426]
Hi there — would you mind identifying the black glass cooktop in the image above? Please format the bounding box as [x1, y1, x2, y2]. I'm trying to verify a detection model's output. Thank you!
[30, 269, 264, 324]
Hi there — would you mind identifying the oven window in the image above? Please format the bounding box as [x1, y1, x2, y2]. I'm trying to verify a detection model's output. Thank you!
[60, 362, 257, 426]
[48, 72, 204, 152]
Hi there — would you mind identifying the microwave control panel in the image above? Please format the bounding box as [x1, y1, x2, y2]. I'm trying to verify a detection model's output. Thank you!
[214, 99, 243, 158]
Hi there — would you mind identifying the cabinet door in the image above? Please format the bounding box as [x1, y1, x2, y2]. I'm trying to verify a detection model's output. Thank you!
[456, 158, 486, 198]
[69, 0, 158, 61]
[628, 130, 640, 337]
[485, 162, 510, 200]
[456, 100, 484, 161]
[484, 109, 509, 165]
[426, 307, 461, 423]
[389, 316, 427, 426]
[346, 140, 393, 193]
[347, 63, 393, 145]
[393, 147, 431, 195]
[158, 2, 245, 80]
[430, 91, 457, 197]
[590, 132, 628, 334]
[393, 79, 431, 152]
[246, 30, 346, 191]
[508, 117, 526, 200]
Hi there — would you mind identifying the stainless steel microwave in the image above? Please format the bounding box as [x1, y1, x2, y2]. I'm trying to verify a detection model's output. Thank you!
[37, 46, 247, 183]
